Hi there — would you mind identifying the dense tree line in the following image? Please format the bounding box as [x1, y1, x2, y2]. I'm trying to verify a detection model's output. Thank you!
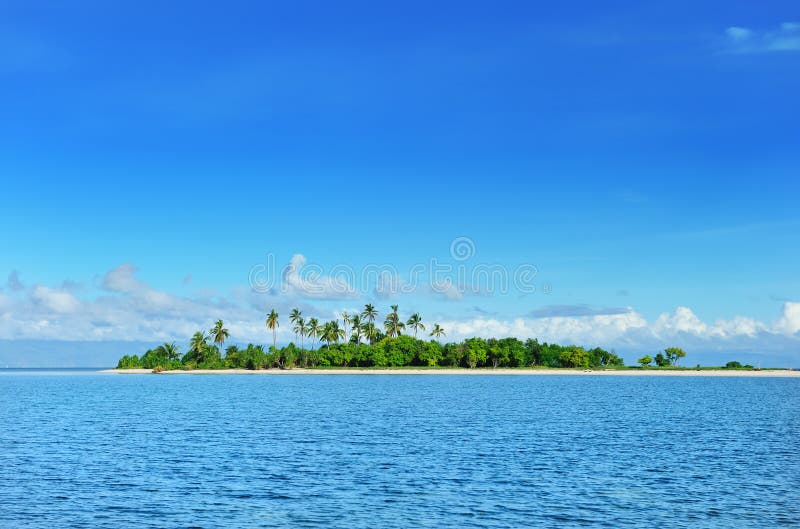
[117, 306, 630, 370]
[117, 335, 625, 370]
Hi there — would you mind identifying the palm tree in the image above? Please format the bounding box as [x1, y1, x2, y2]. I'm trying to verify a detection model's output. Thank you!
[430, 324, 446, 339]
[210, 319, 230, 353]
[306, 318, 320, 350]
[363, 322, 377, 344]
[153, 342, 179, 365]
[161, 342, 180, 361]
[189, 331, 207, 354]
[290, 317, 305, 348]
[320, 322, 329, 346]
[321, 322, 332, 347]
[331, 320, 345, 343]
[362, 304, 378, 324]
[350, 314, 363, 345]
[384, 305, 404, 337]
[289, 308, 302, 344]
[407, 313, 425, 338]
[322, 320, 345, 345]
[296, 318, 307, 351]
[361, 304, 379, 343]
[187, 332, 210, 365]
[341, 312, 350, 343]
[266, 309, 279, 351]
[384, 314, 404, 337]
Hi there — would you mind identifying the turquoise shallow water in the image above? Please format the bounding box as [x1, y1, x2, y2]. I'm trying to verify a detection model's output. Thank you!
[1, 372, 799, 528]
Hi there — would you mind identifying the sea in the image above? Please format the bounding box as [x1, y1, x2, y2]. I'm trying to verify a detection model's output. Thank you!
[1, 369, 798, 528]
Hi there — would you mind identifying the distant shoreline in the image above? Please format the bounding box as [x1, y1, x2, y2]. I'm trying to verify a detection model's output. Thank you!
[100, 368, 800, 377]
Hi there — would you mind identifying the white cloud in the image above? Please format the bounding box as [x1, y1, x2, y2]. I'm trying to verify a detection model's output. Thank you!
[102, 263, 146, 293]
[438, 304, 800, 354]
[0, 264, 285, 343]
[431, 280, 463, 301]
[441, 311, 648, 345]
[653, 306, 708, 336]
[281, 254, 357, 300]
[1, 264, 800, 360]
[774, 302, 800, 335]
[31, 286, 80, 314]
[724, 22, 800, 53]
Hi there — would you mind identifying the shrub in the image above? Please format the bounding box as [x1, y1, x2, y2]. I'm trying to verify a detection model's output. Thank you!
[116, 355, 142, 369]
[419, 341, 443, 367]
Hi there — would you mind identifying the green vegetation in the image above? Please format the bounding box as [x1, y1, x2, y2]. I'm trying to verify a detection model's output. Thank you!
[724, 361, 754, 369]
[664, 347, 687, 366]
[113, 304, 710, 372]
[636, 348, 687, 368]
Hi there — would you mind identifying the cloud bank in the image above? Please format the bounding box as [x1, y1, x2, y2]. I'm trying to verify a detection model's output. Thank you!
[1, 265, 799, 364]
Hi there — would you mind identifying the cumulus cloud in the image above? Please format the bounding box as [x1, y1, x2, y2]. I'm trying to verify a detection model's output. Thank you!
[441, 311, 648, 346]
[774, 302, 800, 335]
[0, 264, 294, 344]
[281, 254, 357, 300]
[652, 306, 707, 335]
[723, 22, 800, 53]
[1, 265, 800, 360]
[438, 304, 800, 354]
[102, 263, 146, 293]
[31, 285, 80, 314]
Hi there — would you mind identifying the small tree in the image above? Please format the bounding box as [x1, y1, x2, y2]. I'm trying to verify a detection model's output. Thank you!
[654, 352, 670, 367]
[637, 355, 652, 367]
[664, 347, 687, 366]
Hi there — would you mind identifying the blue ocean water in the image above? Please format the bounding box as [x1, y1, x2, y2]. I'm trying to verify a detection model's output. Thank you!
[1, 372, 798, 528]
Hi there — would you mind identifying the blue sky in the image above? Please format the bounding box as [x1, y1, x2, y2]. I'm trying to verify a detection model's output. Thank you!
[1, 1, 799, 366]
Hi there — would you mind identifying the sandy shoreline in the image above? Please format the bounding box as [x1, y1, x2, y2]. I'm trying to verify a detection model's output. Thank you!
[99, 368, 800, 377]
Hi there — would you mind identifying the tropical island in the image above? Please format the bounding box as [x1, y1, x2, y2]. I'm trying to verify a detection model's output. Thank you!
[114, 304, 762, 373]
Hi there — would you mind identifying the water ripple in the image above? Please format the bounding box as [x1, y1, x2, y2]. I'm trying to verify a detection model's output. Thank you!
[1, 374, 798, 528]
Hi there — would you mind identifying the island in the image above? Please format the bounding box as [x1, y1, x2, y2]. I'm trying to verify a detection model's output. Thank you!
[112, 304, 784, 375]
